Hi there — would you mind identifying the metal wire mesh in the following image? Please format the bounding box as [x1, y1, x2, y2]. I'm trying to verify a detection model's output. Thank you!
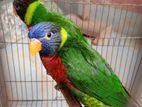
[0, 0, 142, 107]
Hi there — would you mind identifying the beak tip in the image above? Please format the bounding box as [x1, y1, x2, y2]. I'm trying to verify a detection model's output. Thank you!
[29, 39, 42, 57]
[30, 52, 36, 57]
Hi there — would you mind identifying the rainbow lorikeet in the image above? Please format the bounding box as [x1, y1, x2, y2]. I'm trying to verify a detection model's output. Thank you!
[28, 22, 130, 107]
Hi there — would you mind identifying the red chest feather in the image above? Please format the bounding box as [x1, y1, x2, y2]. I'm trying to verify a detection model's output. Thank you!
[40, 54, 68, 83]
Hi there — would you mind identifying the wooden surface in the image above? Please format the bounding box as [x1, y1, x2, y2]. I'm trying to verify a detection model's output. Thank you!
[60, 87, 82, 107]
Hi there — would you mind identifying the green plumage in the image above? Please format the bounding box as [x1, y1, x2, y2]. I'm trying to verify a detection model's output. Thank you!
[58, 38, 129, 107]
[17, 1, 130, 106]
[29, 4, 88, 45]
[70, 88, 108, 107]
[30, 3, 129, 107]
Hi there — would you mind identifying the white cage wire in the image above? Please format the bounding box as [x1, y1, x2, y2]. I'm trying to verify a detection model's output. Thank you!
[0, 0, 142, 107]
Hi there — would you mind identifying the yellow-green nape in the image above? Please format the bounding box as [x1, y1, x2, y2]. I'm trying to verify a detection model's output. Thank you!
[25, 0, 43, 25]
[60, 28, 68, 48]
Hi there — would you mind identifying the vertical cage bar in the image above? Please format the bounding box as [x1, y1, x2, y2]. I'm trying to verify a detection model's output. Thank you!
[121, 12, 135, 85]
[124, 14, 139, 89]
[0, 13, 13, 102]
[130, 50, 142, 92]
[117, 6, 130, 78]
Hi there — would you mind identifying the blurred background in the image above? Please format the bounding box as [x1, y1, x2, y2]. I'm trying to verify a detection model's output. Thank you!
[0, 0, 142, 107]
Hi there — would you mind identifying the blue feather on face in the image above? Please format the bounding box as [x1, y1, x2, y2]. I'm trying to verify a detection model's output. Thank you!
[28, 22, 61, 56]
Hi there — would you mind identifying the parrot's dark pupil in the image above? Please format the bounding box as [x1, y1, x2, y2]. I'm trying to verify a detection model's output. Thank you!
[47, 33, 51, 38]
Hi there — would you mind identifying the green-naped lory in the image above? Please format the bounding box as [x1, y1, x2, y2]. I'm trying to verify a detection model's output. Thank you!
[28, 22, 130, 107]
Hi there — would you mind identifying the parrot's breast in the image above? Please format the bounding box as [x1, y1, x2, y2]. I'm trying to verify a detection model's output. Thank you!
[40, 54, 69, 83]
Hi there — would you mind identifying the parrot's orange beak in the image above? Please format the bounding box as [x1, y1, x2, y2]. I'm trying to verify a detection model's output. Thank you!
[29, 39, 42, 57]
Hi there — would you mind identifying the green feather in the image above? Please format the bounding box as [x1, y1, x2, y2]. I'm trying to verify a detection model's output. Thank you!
[25, 3, 88, 45]
[69, 88, 108, 107]
[25, 1, 129, 106]
[58, 37, 129, 107]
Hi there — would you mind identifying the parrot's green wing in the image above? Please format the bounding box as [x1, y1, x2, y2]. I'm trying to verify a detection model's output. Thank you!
[59, 40, 129, 107]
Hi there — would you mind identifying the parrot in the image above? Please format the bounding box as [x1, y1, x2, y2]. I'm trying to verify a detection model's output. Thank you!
[28, 22, 131, 107]
[13, 0, 138, 106]
[13, 0, 90, 43]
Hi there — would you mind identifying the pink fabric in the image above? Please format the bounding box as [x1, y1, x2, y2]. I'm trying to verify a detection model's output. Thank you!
[91, 0, 142, 13]
[109, 0, 142, 4]
[91, 0, 142, 4]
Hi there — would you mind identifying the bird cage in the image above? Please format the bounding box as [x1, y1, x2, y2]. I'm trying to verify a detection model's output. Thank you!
[0, 0, 142, 107]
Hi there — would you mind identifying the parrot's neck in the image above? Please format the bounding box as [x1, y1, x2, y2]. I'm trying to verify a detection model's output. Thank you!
[40, 53, 69, 83]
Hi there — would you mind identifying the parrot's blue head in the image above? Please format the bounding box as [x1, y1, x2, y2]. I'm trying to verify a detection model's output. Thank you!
[28, 22, 67, 56]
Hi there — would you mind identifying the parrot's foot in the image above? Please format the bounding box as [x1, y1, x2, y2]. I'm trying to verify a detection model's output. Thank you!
[55, 84, 64, 90]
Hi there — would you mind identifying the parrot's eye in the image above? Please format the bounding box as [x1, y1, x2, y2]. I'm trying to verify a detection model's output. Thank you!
[45, 32, 53, 40]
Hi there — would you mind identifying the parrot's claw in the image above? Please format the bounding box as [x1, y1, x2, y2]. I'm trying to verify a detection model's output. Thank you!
[55, 84, 64, 90]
